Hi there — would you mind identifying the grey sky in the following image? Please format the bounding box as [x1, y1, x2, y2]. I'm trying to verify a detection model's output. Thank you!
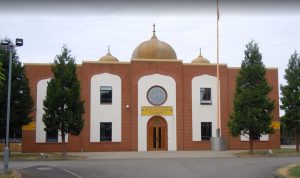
[1, 1, 300, 115]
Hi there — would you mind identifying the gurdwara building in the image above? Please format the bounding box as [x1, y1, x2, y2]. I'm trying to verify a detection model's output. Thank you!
[22, 27, 280, 152]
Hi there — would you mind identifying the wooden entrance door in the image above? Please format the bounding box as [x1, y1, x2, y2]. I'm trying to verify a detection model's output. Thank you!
[147, 116, 168, 151]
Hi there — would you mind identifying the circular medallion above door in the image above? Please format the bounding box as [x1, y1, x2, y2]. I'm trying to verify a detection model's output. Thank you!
[147, 86, 167, 106]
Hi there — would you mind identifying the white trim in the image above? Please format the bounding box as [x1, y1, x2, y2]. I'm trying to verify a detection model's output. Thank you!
[240, 134, 269, 141]
[90, 73, 122, 142]
[36, 78, 68, 143]
[192, 75, 217, 141]
[138, 74, 177, 151]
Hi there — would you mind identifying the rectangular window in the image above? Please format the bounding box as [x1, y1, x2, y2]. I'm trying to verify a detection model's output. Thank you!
[100, 122, 112, 141]
[100, 86, 112, 104]
[201, 122, 212, 140]
[252, 133, 260, 141]
[200, 88, 212, 104]
[46, 129, 58, 143]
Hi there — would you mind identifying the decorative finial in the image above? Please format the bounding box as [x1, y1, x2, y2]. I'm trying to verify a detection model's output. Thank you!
[200, 48, 202, 56]
[152, 23, 157, 38]
[106, 45, 111, 55]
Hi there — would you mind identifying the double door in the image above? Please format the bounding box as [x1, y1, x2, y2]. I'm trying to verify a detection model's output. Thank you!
[147, 117, 167, 151]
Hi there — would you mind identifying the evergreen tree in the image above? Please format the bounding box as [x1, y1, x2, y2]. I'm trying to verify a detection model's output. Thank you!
[228, 41, 274, 154]
[0, 62, 4, 86]
[0, 39, 33, 139]
[280, 51, 300, 152]
[43, 46, 84, 157]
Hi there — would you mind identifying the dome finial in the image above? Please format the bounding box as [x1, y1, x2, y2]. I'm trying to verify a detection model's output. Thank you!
[152, 23, 157, 38]
[107, 45, 111, 55]
[191, 48, 210, 64]
[99, 45, 119, 62]
[106, 45, 112, 56]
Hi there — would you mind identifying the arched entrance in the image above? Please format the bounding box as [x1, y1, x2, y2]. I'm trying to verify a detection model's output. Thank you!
[147, 116, 168, 151]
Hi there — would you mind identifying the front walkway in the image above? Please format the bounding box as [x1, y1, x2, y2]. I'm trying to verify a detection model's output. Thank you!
[69, 150, 242, 160]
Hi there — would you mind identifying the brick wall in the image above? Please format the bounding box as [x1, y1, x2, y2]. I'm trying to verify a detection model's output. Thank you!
[226, 68, 280, 149]
[22, 62, 280, 152]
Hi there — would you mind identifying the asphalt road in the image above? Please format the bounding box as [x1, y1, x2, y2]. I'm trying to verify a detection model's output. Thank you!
[2, 156, 300, 178]
[18, 165, 78, 178]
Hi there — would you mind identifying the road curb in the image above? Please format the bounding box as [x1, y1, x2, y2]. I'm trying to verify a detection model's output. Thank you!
[273, 171, 285, 178]
[274, 163, 300, 178]
[68, 150, 240, 159]
[12, 169, 22, 178]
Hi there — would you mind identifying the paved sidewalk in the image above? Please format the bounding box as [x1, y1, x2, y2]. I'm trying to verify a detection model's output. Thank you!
[69, 150, 241, 160]
[281, 145, 296, 149]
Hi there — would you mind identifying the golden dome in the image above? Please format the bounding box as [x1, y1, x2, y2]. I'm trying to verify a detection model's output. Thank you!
[191, 49, 210, 64]
[131, 24, 177, 60]
[99, 46, 119, 62]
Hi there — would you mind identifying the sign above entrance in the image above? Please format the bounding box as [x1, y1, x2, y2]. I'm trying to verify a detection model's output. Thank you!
[22, 122, 36, 131]
[141, 106, 173, 116]
[271, 121, 280, 130]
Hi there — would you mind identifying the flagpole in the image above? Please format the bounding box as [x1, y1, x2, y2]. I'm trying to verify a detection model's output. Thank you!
[216, 0, 221, 138]
[211, 0, 226, 151]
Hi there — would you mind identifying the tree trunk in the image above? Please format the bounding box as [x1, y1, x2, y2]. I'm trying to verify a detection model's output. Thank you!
[249, 136, 254, 155]
[61, 134, 67, 158]
[8, 141, 11, 156]
[296, 132, 300, 153]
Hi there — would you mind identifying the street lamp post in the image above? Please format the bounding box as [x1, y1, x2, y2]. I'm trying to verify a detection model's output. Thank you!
[2, 38, 23, 174]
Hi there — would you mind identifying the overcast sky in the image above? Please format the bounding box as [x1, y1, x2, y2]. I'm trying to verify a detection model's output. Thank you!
[1, 1, 300, 115]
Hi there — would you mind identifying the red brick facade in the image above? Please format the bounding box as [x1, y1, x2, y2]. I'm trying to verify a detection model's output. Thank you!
[22, 61, 280, 152]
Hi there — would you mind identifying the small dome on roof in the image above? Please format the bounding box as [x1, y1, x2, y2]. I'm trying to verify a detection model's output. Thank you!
[191, 49, 210, 64]
[99, 46, 119, 62]
[131, 24, 177, 60]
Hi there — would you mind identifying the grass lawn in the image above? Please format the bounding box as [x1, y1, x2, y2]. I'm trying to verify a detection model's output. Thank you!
[277, 163, 300, 178]
[289, 165, 300, 177]
[0, 152, 84, 160]
[235, 148, 300, 157]
[0, 171, 18, 178]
